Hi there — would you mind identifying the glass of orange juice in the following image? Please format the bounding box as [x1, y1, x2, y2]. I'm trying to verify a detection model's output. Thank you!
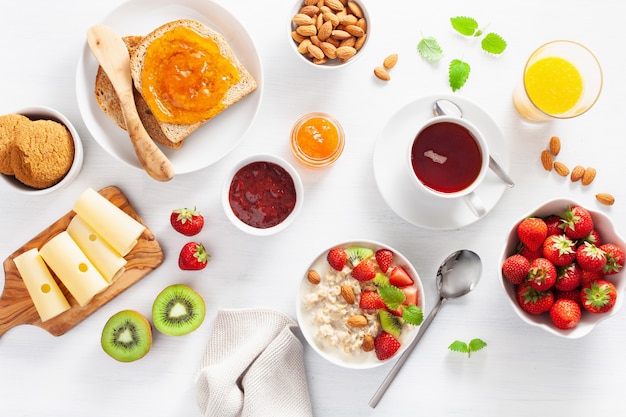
[513, 40, 603, 121]
[291, 112, 345, 168]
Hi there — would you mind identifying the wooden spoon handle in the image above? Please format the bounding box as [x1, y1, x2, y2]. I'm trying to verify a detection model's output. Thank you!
[87, 25, 174, 182]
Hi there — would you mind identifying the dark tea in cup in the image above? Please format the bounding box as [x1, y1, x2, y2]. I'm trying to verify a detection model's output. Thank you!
[410, 121, 483, 193]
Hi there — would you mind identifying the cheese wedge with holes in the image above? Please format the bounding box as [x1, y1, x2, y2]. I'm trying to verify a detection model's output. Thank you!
[39, 231, 109, 307]
[72, 188, 145, 256]
[13, 248, 71, 322]
[67, 215, 127, 283]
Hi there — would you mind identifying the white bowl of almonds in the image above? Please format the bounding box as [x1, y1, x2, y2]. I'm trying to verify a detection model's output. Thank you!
[296, 240, 425, 369]
[289, 0, 370, 67]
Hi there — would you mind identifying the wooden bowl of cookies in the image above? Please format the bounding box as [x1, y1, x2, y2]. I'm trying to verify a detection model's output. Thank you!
[0, 106, 83, 195]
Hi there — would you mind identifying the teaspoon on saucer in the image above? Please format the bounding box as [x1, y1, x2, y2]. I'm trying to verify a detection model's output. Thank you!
[433, 99, 514, 188]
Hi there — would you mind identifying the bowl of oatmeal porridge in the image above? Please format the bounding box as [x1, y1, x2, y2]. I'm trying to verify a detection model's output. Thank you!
[296, 240, 426, 369]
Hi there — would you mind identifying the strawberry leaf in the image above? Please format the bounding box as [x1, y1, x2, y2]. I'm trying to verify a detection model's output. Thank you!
[468, 338, 487, 352]
[417, 37, 444, 62]
[481, 32, 507, 55]
[402, 304, 424, 326]
[449, 59, 471, 91]
[448, 340, 469, 353]
[379, 285, 405, 310]
[450, 16, 479, 36]
[449, 338, 487, 357]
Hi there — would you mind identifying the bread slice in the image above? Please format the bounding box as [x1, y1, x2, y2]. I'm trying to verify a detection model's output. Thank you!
[129, 19, 257, 146]
[94, 36, 181, 149]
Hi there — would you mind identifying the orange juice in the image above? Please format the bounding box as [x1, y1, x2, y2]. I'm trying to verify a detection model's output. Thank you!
[524, 57, 583, 115]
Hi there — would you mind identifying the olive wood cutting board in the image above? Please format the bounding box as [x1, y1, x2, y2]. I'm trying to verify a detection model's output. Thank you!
[0, 186, 164, 337]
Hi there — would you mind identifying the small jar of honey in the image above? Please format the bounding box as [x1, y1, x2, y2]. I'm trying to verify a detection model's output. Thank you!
[290, 112, 345, 168]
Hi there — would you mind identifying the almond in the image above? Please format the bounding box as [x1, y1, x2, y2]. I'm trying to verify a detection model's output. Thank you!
[540, 150, 552, 171]
[297, 38, 312, 54]
[340, 14, 359, 26]
[300, 5, 320, 16]
[549, 136, 561, 156]
[347, 315, 367, 327]
[374, 66, 390, 81]
[307, 43, 325, 60]
[340, 285, 355, 304]
[318, 20, 333, 40]
[596, 193, 615, 206]
[383, 53, 398, 69]
[320, 41, 337, 59]
[325, 0, 345, 11]
[570, 165, 585, 182]
[330, 29, 352, 40]
[322, 11, 340, 26]
[296, 24, 317, 37]
[361, 334, 374, 352]
[347, 1, 363, 18]
[354, 33, 367, 50]
[582, 167, 596, 186]
[553, 161, 569, 177]
[344, 24, 364, 37]
[336, 45, 356, 61]
[307, 269, 321, 285]
[293, 13, 315, 26]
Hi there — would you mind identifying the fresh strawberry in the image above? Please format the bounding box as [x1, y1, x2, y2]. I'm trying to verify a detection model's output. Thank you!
[554, 263, 582, 292]
[388, 265, 414, 287]
[580, 269, 604, 286]
[351, 260, 376, 281]
[519, 244, 543, 262]
[401, 286, 418, 306]
[502, 254, 530, 285]
[327, 248, 347, 271]
[542, 234, 576, 266]
[555, 288, 582, 307]
[550, 298, 581, 329]
[599, 243, 624, 275]
[545, 215, 563, 237]
[374, 331, 401, 360]
[576, 242, 607, 272]
[517, 217, 548, 251]
[178, 242, 210, 270]
[516, 284, 554, 315]
[359, 290, 386, 310]
[560, 206, 594, 239]
[527, 258, 557, 291]
[375, 249, 393, 273]
[583, 229, 602, 246]
[170, 207, 204, 236]
[581, 279, 617, 314]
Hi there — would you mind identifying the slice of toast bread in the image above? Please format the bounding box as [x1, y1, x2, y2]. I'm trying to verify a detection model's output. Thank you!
[94, 36, 182, 149]
[129, 19, 257, 146]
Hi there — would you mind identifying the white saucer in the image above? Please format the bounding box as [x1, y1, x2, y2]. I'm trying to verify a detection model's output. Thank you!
[373, 94, 509, 230]
[75, 0, 263, 175]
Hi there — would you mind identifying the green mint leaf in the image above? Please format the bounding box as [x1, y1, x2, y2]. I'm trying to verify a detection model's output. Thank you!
[449, 59, 471, 91]
[402, 304, 424, 326]
[450, 16, 479, 36]
[468, 338, 487, 352]
[417, 37, 444, 62]
[481, 32, 507, 54]
[448, 340, 469, 354]
[372, 272, 390, 287]
[379, 285, 405, 310]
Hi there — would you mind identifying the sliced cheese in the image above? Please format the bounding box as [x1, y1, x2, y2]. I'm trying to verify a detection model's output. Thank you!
[72, 188, 146, 256]
[13, 248, 71, 322]
[39, 231, 109, 307]
[67, 215, 126, 283]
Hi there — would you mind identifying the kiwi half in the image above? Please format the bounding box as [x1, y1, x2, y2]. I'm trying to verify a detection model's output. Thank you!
[346, 246, 374, 267]
[101, 310, 152, 362]
[152, 284, 206, 336]
[379, 310, 402, 338]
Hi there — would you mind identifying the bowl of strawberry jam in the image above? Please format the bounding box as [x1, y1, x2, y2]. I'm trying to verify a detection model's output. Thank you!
[291, 112, 345, 168]
[223, 154, 303, 236]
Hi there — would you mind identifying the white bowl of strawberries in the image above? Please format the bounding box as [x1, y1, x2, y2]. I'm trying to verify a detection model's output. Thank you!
[296, 240, 425, 368]
[500, 199, 626, 338]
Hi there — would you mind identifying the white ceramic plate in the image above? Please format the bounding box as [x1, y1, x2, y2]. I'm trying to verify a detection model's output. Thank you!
[75, 0, 263, 175]
[296, 240, 425, 369]
[373, 94, 509, 230]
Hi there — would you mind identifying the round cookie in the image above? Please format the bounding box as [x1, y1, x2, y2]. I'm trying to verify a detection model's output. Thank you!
[11, 119, 75, 189]
[0, 113, 30, 175]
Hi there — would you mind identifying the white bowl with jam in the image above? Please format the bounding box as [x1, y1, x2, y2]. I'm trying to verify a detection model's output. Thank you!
[222, 154, 303, 236]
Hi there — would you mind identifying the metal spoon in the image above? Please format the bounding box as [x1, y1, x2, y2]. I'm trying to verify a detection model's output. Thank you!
[369, 249, 482, 408]
[433, 99, 514, 188]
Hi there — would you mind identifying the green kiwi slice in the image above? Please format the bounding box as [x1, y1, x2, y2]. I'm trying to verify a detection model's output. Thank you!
[152, 284, 206, 336]
[346, 246, 374, 266]
[379, 310, 403, 338]
[101, 310, 152, 362]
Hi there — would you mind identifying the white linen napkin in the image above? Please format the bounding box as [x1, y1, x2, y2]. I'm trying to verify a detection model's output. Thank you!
[195, 309, 313, 417]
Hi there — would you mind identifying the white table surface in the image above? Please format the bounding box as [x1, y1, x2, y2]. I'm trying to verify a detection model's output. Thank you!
[2, 0, 626, 415]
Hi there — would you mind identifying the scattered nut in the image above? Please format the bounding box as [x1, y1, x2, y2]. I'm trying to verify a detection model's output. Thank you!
[374, 66, 391, 81]
[581, 167, 596, 186]
[570, 165, 585, 182]
[383, 53, 398, 70]
[549, 136, 561, 156]
[541, 150, 553, 171]
[553, 161, 569, 177]
[307, 269, 321, 285]
[361, 334, 375, 352]
[340, 285, 355, 304]
[596, 193, 615, 206]
[347, 315, 368, 328]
